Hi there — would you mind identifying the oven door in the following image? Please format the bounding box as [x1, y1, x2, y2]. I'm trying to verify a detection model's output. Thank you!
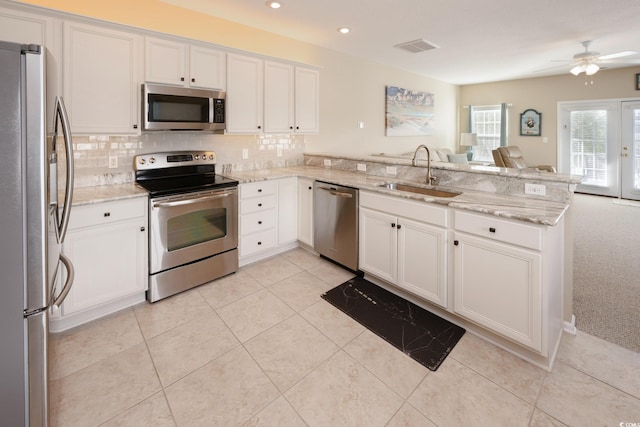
[149, 187, 238, 274]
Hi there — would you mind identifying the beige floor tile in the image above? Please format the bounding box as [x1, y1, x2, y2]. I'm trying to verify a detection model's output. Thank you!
[49, 308, 143, 381]
[245, 314, 338, 391]
[285, 350, 404, 427]
[386, 403, 437, 427]
[216, 288, 295, 342]
[146, 311, 239, 386]
[557, 330, 640, 399]
[536, 361, 640, 426]
[197, 270, 264, 309]
[450, 332, 546, 403]
[241, 396, 306, 427]
[164, 346, 280, 426]
[49, 343, 161, 427]
[242, 255, 302, 286]
[268, 270, 331, 311]
[100, 392, 175, 427]
[344, 330, 429, 398]
[133, 290, 213, 339]
[529, 409, 567, 427]
[281, 247, 323, 270]
[408, 358, 532, 426]
[299, 300, 365, 347]
[307, 260, 355, 287]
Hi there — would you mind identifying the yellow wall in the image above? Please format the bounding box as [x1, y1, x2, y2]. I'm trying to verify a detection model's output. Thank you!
[460, 67, 640, 167]
[17, 0, 460, 156]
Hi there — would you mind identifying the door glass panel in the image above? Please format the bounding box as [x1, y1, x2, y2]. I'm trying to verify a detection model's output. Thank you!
[633, 109, 640, 191]
[569, 110, 608, 187]
[167, 207, 227, 251]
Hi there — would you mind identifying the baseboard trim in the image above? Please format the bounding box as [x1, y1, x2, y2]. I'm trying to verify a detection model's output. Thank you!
[563, 314, 577, 335]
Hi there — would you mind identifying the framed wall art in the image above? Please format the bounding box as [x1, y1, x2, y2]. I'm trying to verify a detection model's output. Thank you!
[385, 85, 435, 136]
[635, 73, 640, 90]
[520, 108, 541, 136]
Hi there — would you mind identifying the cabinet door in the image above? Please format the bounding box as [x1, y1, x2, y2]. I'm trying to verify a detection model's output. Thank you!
[145, 36, 187, 86]
[295, 67, 319, 133]
[297, 178, 314, 246]
[64, 21, 141, 133]
[190, 45, 226, 90]
[398, 218, 447, 307]
[0, 7, 55, 45]
[453, 233, 542, 351]
[278, 177, 298, 245]
[62, 218, 147, 315]
[359, 207, 397, 283]
[264, 61, 294, 133]
[226, 53, 263, 133]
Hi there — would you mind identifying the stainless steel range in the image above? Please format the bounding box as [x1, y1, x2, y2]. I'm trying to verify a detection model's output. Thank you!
[134, 151, 238, 302]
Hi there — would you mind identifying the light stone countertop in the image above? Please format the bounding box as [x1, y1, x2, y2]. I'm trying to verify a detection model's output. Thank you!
[69, 183, 148, 206]
[227, 166, 570, 226]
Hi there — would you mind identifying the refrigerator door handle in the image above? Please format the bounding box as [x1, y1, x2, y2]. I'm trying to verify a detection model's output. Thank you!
[51, 253, 74, 312]
[54, 96, 74, 243]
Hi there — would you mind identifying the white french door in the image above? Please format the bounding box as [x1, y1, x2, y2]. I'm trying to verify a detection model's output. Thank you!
[558, 99, 640, 200]
[621, 101, 640, 200]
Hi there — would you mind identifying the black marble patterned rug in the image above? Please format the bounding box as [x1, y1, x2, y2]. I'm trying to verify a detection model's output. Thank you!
[322, 276, 465, 371]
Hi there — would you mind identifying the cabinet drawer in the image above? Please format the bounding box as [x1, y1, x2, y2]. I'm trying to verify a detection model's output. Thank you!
[69, 197, 147, 230]
[240, 195, 277, 214]
[240, 229, 277, 257]
[360, 190, 448, 227]
[240, 209, 277, 235]
[240, 180, 277, 199]
[454, 210, 542, 251]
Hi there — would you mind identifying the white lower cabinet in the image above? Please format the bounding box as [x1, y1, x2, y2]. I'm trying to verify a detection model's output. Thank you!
[239, 178, 298, 264]
[359, 191, 448, 308]
[452, 210, 560, 354]
[50, 197, 148, 332]
[297, 178, 314, 247]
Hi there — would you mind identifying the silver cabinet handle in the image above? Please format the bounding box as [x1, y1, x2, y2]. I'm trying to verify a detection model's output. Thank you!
[318, 187, 353, 198]
[51, 254, 74, 312]
[153, 191, 232, 208]
[54, 96, 74, 243]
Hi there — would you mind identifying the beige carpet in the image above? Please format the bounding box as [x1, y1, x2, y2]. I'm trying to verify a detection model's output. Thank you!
[572, 194, 640, 353]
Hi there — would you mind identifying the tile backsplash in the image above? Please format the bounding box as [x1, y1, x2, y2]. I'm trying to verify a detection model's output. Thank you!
[67, 132, 306, 188]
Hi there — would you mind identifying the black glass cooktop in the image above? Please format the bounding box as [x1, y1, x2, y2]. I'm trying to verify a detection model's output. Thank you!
[136, 173, 238, 197]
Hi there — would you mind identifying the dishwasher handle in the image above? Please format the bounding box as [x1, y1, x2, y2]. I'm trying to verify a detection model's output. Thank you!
[318, 186, 354, 198]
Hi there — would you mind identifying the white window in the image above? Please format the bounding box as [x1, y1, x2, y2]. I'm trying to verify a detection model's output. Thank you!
[470, 105, 506, 162]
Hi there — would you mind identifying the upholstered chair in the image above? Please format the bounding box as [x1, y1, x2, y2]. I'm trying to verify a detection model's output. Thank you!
[492, 146, 556, 172]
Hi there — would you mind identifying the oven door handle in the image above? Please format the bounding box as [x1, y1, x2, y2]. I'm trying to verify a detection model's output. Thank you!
[153, 191, 234, 208]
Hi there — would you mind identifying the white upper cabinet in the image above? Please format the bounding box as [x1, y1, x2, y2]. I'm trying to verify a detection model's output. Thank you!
[145, 37, 225, 90]
[0, 6, 56, 45]
[226, 53, 264, 133]
[264, 61, 295, 133]
[63, 21, 141, 134]
[294, 66, 320, 133]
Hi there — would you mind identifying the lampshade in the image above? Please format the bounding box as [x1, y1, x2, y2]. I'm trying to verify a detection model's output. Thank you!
[460, 133, 478, 146]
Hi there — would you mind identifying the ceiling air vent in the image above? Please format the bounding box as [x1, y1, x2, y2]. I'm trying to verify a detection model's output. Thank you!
[394, 39, 439, 54]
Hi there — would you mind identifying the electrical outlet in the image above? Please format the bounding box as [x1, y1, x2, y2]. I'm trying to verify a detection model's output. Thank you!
[276, 146, 283, 157]
[323, 159, 332, 167]
[525, 183, 546, 196]
[242, 148, 249, 159]
[357, 163, 366, 172]
[108, 156, 118, 168]
[386, 166, 397, 175]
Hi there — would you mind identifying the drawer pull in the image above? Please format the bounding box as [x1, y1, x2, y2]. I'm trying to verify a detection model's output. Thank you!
[258, 189, 263, 192]
[391, 223, 396, 228]
[308, 186, 312, 190]
[258, 221, 262, 225]
[489, 227, 496, 233]
[257, 241, 262, 245]
[454, 240, 459, 246]
[104, 212, 111, 217]
[140, 226, 145, 232]
[258, 203, 262, 207]
[397, 224, 402, 229]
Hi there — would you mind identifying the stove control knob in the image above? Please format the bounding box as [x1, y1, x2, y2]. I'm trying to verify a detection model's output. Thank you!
[194, 154, 200, 160]
[149, 157, 155, 164]
[209, 154, 215, 160]
[138, 158, 146, 165]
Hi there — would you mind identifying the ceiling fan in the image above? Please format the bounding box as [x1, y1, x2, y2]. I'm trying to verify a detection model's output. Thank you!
[556, 41, 640, 76]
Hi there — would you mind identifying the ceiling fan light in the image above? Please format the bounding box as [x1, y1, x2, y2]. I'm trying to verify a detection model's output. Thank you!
[570, 64, 584, 76]
[585, 63, 600, 75]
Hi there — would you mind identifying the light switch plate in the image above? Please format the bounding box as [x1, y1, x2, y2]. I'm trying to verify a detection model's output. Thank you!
[324, 159, 332, 167]
[108, 156, 118, 168]
[357, 163, 366, 172]
[525, 183, 546, 196]
[242, 148, 249, 159]
[386, 166, 397, 175]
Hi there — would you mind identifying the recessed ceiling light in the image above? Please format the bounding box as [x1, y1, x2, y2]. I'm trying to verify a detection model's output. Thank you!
[337, 27, 351, 34]
[265, 1, 281, 9]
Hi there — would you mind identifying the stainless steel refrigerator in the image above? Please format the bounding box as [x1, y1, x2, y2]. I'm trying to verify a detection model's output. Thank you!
[0, 40, 75, 426]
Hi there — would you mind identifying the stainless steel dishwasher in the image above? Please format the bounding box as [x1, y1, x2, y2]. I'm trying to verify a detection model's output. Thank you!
[313, 181, 359, 271]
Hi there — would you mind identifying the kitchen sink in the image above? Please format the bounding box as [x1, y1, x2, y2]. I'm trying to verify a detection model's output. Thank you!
[377, 182, 461, 198]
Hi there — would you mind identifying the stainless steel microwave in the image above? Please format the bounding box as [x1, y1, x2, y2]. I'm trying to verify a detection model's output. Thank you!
[142, 83, 225, 131]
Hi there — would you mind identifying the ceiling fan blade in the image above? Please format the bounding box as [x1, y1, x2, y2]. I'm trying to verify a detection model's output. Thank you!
[534, 63, 571, 73]
[600, 58, 640, 64]
[600, 50, 638, 60]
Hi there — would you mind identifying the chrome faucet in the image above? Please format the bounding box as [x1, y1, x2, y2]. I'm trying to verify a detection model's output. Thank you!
[412, 144, 437, 185]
